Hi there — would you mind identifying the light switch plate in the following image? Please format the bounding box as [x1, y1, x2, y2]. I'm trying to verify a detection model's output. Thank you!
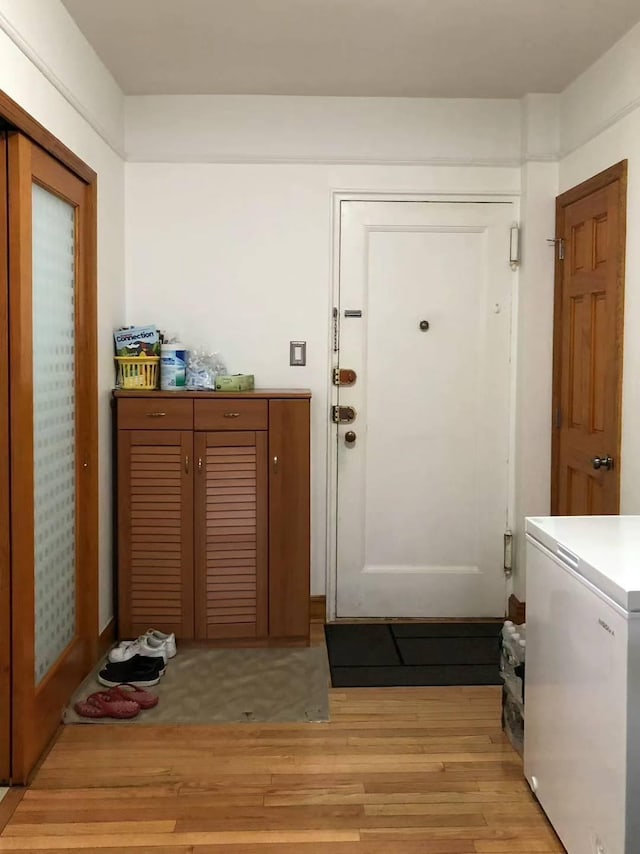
[289, 340, 306, 366]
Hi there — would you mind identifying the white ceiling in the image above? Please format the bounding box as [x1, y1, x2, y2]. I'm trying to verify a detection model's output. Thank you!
[62, 0, 640, 98]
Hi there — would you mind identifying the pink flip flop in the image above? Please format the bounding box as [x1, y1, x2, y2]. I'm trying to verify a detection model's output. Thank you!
[74, 690, 140, 719]
[108, 683, 159, 710]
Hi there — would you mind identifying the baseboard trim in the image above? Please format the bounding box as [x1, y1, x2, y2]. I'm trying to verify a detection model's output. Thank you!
[508, 594, 526, 624]
[97, 618, 115, 659]
[310, 596, 326, 623]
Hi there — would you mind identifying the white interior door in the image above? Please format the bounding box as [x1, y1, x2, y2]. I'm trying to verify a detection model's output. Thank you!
[335, 201, 515, 618]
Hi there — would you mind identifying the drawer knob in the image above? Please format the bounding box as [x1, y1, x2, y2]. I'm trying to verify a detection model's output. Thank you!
[223, 412, 241, 418]
[146, 411, 167, 418]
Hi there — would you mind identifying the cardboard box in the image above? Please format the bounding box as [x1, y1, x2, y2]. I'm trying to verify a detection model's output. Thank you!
[215, 374, 255, 392]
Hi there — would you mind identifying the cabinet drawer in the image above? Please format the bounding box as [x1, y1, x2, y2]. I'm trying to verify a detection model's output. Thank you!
[195, 399, 268, 431]
[118, 398, 193, 430]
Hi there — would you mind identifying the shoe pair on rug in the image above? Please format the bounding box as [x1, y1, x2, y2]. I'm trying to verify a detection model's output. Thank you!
[98, 654, 165, 688]
[108, 629, 177, 664]
[74, 684, 158, 719]
[99, 629, 177, 688]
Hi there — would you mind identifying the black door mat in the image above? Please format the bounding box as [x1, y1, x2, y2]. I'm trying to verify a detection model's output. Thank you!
[324, 622, 502, 688]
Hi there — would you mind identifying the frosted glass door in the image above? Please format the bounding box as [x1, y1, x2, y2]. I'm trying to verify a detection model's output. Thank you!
[32, 183, 76, 683]
[9, 132, 95, 785]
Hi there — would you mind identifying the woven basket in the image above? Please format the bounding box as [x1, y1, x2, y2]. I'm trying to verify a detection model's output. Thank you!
[115, 356, 160, 390]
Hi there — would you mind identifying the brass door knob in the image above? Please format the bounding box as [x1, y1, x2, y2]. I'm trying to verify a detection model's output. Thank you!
[345, 431, 357, 445]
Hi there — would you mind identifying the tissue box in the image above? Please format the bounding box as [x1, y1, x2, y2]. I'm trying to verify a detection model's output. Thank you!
[215, 374, 255, 392]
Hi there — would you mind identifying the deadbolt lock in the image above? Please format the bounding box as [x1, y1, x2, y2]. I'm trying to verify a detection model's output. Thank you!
[332, 405, 356, 424]
[333, 368, 357, 386]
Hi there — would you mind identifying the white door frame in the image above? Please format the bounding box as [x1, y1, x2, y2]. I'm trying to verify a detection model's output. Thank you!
[325, 190, 520, 622]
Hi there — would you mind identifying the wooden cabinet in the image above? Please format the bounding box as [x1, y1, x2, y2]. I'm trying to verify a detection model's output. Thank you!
[115, 390, 310, 645]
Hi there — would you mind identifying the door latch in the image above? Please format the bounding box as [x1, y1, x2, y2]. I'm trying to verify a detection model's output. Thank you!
[332, 405, 356, 424]
[333, 368, 357, 386]
[546, 237, 565, 261]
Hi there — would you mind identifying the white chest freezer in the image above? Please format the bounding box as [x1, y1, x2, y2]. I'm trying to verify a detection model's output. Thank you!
[525, 516, 640, 854]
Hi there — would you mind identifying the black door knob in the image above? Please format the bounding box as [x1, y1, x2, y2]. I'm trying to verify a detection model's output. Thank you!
[419, 320, 430, 331]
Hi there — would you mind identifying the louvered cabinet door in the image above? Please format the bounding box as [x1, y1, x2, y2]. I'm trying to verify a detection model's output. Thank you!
[195, 431, 268, 640]
[117, 430, 194, 639]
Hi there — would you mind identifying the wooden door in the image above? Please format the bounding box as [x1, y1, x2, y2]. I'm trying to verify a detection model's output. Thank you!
[118, 430, 194, 639]
[552, 162, 627, 515]
[0, 132, 10, 783]
[8, 133, 98, 783]
[269, 400, 310, 640]
[195, 431, 268, 640]
[336, 201, 513, 618]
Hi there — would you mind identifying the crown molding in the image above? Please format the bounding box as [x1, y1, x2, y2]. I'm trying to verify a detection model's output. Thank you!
[560, 91, 640, 160]
[521, 153, 560, 164]
[0, 10, 125, 159]
[124, 151, 524, 168]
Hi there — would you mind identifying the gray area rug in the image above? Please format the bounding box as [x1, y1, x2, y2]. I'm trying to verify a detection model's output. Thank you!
[64, 645, 330, 725]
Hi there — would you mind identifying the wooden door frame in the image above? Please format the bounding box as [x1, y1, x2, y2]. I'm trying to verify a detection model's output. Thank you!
[0, 132, 11, 783]
[550, 161, 627, 514]
[0, 89, 98, 783]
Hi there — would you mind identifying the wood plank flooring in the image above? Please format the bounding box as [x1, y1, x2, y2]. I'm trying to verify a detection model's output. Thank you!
[0, 630, 562, 853]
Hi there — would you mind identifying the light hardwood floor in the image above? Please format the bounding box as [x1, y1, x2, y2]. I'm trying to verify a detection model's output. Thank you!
[0, 628, 562, 853]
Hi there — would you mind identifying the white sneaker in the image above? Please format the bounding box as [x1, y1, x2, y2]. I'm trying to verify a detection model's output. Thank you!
[145, 629, 177, 659]
[108, 634, 169, 664]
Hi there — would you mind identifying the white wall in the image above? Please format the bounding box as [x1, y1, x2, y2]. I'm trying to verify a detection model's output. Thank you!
[125, 95, 522, 165]
[512, 159, 558, 598]
[559, 20, 640, 527]
[0, 0, 126, 629]
[510, 97, 559, 599]
[125, 96, 523, 597]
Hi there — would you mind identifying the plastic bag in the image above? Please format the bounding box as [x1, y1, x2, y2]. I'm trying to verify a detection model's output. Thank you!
[502, 684, 524, 756]
[185, 350, 227, 390]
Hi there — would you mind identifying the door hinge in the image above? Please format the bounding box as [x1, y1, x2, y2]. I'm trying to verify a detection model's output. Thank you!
[331, 405, 356, 424]
[333, 367, 357, 386]
[332, 307, 339, 353]
[546, 237, 565, 260]
[503, 530, 513, 577]
[555, 407, 562, 430]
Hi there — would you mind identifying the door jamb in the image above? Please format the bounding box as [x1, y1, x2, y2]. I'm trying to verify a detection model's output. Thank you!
[550, 161, 627, 514]
[325, 191, 519, 622]
[0, 132, 10, 784]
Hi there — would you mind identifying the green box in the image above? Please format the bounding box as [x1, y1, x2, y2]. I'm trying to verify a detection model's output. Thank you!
[215, 374, 255, 392]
